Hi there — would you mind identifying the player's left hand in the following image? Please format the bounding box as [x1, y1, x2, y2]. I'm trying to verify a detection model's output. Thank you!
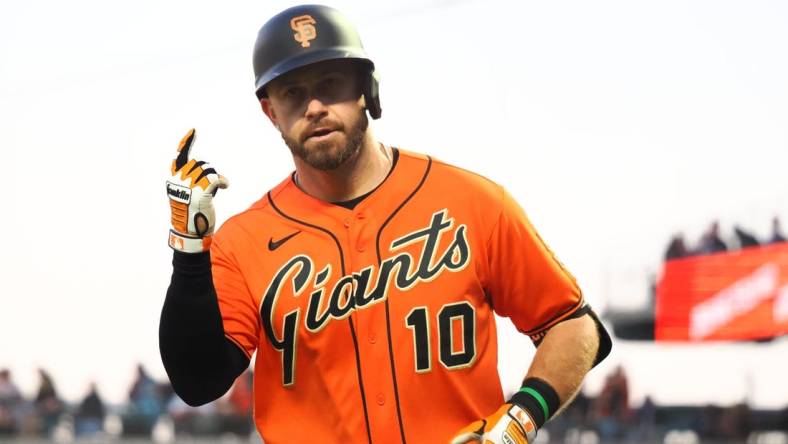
[449, 403, 537, 444]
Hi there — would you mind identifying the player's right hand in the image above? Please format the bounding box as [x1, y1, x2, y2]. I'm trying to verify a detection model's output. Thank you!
[166, 129, 228, 253]
[449, 403, 537, 444]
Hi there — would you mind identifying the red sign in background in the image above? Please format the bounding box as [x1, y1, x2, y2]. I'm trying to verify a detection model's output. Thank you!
[656, 242, 788, 341]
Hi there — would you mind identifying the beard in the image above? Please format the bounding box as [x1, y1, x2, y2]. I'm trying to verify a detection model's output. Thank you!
[283, 112, 368, 171]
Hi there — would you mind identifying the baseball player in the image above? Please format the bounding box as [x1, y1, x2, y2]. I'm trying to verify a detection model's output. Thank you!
[160, 5, 611, 444]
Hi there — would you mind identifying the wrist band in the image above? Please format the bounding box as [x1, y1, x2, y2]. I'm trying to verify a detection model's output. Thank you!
[508, 377, 560, 429]
[169, 230, 212, 254]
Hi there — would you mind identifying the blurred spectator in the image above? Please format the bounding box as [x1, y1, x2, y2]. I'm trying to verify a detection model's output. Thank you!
[0, 369, 23, 436]
[718, 403, 751, 441]
[697, 221, 728, 255]
[590, 365, 631, 441]
[665, 233, 689, 260]
[697, 404, 722, 440]
[630, 396, 658, 442]
[544, 389, 591, 443]
[229, 371, 253, 416]
[218, 370, 254, 436]
[124, 363, 163, 436]
[770, 216, 786, 244]
[733, 225, 760, 249]
[34, 368, 64, 437]
[129, 364, 162, 417]
[75, 382, 105, 437]
[782, 406, 788, 433]
[168, 395, 219, 436]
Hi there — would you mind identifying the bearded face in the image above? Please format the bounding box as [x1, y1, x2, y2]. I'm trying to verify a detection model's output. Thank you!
[281, 106, 368, 171]
[262, 59, 370, 171]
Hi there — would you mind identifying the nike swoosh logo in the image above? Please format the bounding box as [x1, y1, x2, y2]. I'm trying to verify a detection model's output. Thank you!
[268, 231, 301, 251]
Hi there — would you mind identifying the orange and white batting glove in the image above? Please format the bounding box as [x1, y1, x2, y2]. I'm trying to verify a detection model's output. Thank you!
[167, 129, 228, 253]
[450, 403, 537, 444]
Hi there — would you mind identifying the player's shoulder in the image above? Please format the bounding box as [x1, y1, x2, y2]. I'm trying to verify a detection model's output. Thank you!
[213, 175, 293, 242]
[397, 148, 504, 202]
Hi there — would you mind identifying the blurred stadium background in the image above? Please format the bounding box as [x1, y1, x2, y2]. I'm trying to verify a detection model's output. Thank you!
[2, 0, 787, 443]
[5, 236, 788, 443]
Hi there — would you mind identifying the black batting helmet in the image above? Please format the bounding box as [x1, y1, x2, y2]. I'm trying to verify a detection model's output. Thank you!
[252, 4, 381, 119]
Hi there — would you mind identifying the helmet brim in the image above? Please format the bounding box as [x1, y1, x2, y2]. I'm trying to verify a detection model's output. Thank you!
[255, 49, 374, 99]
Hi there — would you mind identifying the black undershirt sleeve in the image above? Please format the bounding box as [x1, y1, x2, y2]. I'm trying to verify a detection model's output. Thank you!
[159, 251, 250, 406]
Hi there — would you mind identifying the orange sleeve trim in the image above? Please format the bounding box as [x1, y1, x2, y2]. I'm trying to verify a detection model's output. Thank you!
[225, 333, 253, 360]
[521, 297, 586, 337]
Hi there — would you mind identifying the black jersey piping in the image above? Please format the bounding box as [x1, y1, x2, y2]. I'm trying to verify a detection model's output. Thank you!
[374, 155, 433, 444]
[522, 298, 586, 336]
[267, 192, 373, 444]
[224, 334, 252, 360]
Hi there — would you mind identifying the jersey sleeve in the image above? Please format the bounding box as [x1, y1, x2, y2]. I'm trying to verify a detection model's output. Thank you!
[485, 187, 584, 342]
[211, 235, 260, 358]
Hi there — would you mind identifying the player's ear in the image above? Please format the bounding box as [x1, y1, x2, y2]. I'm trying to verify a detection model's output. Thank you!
[359, 92, 367, 109]
[260, 98, 279, 129]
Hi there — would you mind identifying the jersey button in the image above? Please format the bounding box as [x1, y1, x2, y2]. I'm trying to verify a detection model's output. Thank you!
[343, 218, 351, 228]
[376, 393, 385, 406]
[368, 333, 377, 344]
[356, 244, 366, 252]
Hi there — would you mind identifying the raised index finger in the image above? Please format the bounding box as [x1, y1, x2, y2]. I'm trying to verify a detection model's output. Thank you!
[174, 128, 196, 171]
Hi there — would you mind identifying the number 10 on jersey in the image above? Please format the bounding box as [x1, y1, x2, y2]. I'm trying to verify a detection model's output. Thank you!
[405, 301, 477, 372]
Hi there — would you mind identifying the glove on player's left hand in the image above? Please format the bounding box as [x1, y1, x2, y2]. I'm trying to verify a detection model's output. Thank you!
[167, 129, 228, 253]
[450, 403, 537, 444]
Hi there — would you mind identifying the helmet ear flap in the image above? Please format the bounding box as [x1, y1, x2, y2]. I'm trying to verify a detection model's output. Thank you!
[363, 69, 382, 120]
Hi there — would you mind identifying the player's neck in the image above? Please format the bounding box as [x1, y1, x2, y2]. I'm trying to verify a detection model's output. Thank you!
[293, 133, 392, 203]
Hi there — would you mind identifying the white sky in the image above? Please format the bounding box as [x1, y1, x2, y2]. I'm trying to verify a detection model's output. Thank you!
[2, 0, 787, 408]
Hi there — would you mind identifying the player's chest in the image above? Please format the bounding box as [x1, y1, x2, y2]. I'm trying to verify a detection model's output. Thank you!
[243, 207, 484, 336]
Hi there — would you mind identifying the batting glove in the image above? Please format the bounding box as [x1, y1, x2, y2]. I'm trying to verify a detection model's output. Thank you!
[166, 129, 228, 253]
[450, 403, 537, 444]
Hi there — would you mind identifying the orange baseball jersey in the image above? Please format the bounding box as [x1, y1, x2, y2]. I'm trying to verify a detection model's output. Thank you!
[210, 149, 584, 443]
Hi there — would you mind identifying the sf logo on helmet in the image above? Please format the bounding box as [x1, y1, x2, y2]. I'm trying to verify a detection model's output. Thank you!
[290, 15, 317, 47]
